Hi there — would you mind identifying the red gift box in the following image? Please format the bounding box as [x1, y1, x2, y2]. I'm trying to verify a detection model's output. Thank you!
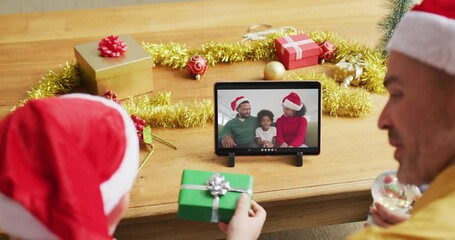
[275, 34, 321, 70]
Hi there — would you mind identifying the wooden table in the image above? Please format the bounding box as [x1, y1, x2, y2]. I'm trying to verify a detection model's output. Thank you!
[0, 0, 397, 239]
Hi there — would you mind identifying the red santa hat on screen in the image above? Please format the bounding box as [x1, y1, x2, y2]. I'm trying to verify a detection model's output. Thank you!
[282, 92, 303, 111]
[0, 93, 139, 239]
[386, 0, 455, 75]
[231, 96, 249, 111]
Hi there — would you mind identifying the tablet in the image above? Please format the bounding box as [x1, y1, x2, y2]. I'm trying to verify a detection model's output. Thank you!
[215, 81, 321, 158]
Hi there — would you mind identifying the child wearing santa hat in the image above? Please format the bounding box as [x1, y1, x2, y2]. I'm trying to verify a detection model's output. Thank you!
[275, 92, 308, 148]
[0, 94, 139, 239]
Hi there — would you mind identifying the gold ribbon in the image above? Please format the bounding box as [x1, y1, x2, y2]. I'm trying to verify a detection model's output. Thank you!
[334, 54, 368, 87]
[242, 24, 296, 42]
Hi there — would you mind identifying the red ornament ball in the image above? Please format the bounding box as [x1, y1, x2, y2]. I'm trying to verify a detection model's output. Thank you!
[318, 40, 336, 63]
[187, 55, 208, 80]
[104, 90, 118, 103]
[98, 35, 128, 58]
[131, 114, 147, 141]
[383, 175, 395, 184]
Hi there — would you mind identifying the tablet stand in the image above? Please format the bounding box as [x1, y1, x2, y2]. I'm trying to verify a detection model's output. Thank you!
[296, 152, 304, 167]
[228, 152, 303, 167]
[228, 152, 235, 167]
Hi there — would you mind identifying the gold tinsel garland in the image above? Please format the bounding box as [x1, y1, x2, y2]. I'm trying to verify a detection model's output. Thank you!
[143, 29, 387, 96]
[11, 62, 81, 112]
[10, 63, 214, 128]
[307, 31, 387, 95]
[12, 29, 387, 122]
[285, 72, 372, 118]
[122, 92, 214, 128]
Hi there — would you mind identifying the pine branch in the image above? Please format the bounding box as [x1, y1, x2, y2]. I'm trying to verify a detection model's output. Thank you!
[377, 0, 414, 55]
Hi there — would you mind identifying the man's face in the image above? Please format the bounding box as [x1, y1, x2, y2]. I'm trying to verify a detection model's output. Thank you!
[237, 102, 251, 118]
[378, 52, 455, 185]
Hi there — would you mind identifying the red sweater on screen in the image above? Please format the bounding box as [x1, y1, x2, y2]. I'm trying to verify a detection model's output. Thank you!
[275, 115, 307, 147]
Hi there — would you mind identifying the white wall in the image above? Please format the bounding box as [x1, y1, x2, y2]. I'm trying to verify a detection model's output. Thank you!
[0, 0, 194, 14]
[217, 88, 319, 125]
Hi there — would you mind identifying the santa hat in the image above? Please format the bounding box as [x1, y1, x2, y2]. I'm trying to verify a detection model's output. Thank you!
[282, 92, 303, 111]
[231, 96, 249, 111]
[386, 0, 455, 75]
[0, 93, 139, 239]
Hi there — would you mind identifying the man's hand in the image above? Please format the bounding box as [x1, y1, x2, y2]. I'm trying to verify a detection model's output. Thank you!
[222, 135, 237, 148]
[366, 202, 410, 228]
[218, 193, 266, 240]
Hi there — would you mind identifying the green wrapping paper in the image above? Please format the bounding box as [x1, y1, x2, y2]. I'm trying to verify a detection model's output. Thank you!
[178, 169, 253, 223]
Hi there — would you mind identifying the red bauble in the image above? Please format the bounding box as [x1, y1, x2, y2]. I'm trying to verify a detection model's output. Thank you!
[98, 35, 128, 58]
[187, 55, 208, 80]
[104, 90, 118, 103]
[131, 114, 147, 141]
[318, 40, 336, 64]
[383, 175, 395, 184]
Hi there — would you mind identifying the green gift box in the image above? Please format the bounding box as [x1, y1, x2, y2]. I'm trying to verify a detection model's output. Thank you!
[178, 169, 253, 223]
[74, 35, 153, 100]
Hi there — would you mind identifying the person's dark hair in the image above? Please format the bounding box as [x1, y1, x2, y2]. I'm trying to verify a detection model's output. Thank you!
[295, 104, 306, 117]
[257, 109, 274, 123]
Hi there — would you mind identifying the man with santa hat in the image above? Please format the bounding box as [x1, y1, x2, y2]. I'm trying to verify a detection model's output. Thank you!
[220, 0, 455, 238]
[219, 96, 259, 148]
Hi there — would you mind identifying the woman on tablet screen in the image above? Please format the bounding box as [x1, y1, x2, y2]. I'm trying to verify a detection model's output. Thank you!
[275, 92, 308, 148]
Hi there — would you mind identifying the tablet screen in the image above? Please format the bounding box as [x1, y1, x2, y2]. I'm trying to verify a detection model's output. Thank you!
[215, 81, 321, 156]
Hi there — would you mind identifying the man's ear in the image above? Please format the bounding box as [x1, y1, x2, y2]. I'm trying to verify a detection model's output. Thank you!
[107, 193, 130, 235]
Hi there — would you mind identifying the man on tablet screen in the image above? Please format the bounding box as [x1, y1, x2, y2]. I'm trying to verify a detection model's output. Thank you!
[219, 96, 258, 148]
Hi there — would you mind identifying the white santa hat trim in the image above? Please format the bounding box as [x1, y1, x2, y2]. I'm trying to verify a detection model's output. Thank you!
[386, 11, 455, 76]
[282, 99, 302, 111]
[0, 192, 58, 239]
[231, 96, 249, 111]
[61, 93, 139, 215]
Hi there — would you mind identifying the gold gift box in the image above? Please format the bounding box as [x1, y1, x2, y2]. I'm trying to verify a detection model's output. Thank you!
[74, 35, 153, 99]
[333, 55, 366, 87]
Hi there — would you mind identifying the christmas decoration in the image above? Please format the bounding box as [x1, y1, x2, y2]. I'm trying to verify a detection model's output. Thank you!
[97, 35, 128, 57]
[178, 169, 253, 223]
[334, 54, 368, 87]
[11, 62, 80, 112]
[367, 171, 421, 225]
[275, 33, 321, 70]
[122, 92, 214, 128]
[287, 71, 372, 118]
[186, 55, 208, 80]
[130, 113, 155, 173]
[377, 0, 414, 54]
[317, 40, 336, 64]
[104, 90, 119, 103]
[75, 35, 154, 100]
[103, 91, 181, 172]
[131, 114, 149, 141]
[13, 30, 388, 119]
[263, 61, 286, 80]
[142, 29, 387, 95]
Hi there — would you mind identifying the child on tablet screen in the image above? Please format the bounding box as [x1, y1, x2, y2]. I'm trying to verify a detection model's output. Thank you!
[255, 109, 277, 148]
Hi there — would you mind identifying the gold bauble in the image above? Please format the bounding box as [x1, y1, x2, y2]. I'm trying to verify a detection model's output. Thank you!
[264, 61, 286, 80]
